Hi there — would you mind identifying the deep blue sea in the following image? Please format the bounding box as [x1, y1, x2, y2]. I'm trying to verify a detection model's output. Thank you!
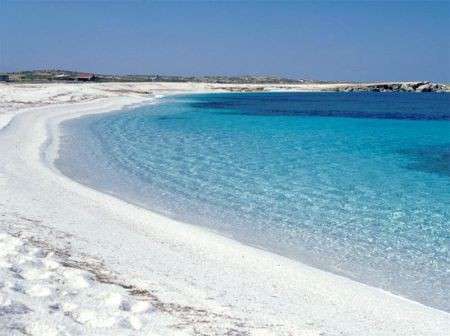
[56, 92, 450, 311]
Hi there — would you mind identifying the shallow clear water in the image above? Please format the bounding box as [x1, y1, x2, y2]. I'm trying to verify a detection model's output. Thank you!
[56, 92, 450, 311]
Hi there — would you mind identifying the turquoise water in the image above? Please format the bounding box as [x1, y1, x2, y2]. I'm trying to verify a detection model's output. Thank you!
[57, 92, 450, 311]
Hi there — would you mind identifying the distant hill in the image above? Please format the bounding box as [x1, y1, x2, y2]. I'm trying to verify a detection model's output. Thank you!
[1, 70, 322, 84]
[1, 70, 446, 92]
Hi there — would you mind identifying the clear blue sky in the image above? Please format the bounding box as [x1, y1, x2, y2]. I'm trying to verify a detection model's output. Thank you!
[1, 1, 449, 82]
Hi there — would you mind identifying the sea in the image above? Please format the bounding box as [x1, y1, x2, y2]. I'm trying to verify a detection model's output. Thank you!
[56, 92, 450, 311]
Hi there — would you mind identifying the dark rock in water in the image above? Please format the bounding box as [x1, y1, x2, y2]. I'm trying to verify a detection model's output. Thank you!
[415, 82, 441, 92]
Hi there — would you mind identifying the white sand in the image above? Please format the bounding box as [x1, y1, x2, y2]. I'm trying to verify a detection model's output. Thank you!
[0, 82, 449, 335]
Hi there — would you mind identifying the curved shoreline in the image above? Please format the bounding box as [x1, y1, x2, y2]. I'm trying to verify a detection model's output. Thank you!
[1, 90, 449, 334]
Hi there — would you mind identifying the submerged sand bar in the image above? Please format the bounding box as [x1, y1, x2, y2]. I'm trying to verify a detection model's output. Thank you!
[0, 82, 449, 335]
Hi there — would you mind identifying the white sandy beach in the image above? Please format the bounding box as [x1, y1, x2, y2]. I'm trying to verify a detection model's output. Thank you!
[0, 82, 449, 336]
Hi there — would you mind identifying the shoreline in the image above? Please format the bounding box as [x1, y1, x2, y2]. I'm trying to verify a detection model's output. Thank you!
[1, 83, 449, 335]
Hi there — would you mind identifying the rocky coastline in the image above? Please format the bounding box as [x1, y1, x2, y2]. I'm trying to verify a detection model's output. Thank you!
[333, 81, 446, 92]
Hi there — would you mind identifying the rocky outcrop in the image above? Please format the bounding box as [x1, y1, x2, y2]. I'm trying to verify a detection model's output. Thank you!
[335, 82, 445, 93]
